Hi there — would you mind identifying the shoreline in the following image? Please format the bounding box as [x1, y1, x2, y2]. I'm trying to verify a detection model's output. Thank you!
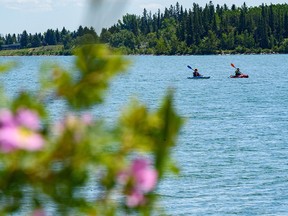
[0, 45, 72, 57]
[0, 46, 285, 57]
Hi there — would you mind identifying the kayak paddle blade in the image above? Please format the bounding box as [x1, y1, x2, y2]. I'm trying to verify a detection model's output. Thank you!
[187, 65, 193, 70]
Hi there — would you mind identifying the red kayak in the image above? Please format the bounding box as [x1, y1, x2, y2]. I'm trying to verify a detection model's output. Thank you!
[230, 74, 249, 78]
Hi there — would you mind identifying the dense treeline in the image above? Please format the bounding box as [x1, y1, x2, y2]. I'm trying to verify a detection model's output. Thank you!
[0, 26, 98, 54]
[99, 2, 288, 54]
[2, 2, 288, 55]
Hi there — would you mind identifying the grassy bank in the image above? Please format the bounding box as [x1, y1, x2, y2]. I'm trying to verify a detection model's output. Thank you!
[0, 45, 72, 56]
[0, 45, 280, 56]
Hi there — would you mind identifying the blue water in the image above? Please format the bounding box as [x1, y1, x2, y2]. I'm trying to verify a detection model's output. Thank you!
[1, 54, 288, 215]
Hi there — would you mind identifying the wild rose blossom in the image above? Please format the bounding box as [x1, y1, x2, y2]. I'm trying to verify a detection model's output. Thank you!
[0, 109, 15, 127]
[0, 108, 44, 152]
[32, 209, 46, 216]
[126, 190, 145, 207]
[16, 108, 41, 130]
[118, 158, 158, 207]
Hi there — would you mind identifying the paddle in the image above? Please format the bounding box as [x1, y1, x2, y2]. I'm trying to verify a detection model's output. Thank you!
[187, 65, 195, 71]
[229, 63, 236, 78]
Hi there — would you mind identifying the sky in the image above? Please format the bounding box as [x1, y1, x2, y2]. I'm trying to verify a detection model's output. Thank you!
[0, 0, 287, 36]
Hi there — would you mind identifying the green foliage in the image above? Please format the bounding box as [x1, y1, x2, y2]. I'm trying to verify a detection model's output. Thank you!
[75, 34, 98, 46]
[20, 31, 29, 48]
[53, 44, 128, 109]
[4, 2, 288, 55]
[0, 62, 17, 73]
[103, 2, 288, 54]
[63, 34, 73, 50]
[278, 38, 288, 53]
[109, 30, 137, 50]
[155, 37, 169, 55]
[0, 44, 183, 215]
[199, 30, 220, 54]
[1, 26, 99, 56]
[100, 28, 112, 44]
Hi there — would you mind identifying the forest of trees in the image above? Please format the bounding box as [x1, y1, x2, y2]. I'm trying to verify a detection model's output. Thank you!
[0, 26, 98, 54]
[2, 2, 288, 55]
[101, 2, 288, 54]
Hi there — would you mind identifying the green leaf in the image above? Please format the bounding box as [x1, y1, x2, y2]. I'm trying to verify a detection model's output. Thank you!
[46, 44, 129, 110]
[0, 62, 17, 73]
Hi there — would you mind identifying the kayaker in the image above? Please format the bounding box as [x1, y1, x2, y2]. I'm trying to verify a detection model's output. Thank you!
[235, 68, 242, 76]
[193, 69, 202, 77]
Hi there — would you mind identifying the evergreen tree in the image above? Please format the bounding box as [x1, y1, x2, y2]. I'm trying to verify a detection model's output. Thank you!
[55, 29, 61, 43]
[0, 38, 4, 50]
[141, 8, 149, 35]
[45, 29, 57, 45]
[284, 12, 288, 38]
[63, 34, 73, 50]
[77, 26, 84, 37]
[5, 34, 13, 45]
[259, 4, 270, 48]
[100, 28, 112, 43]
[31, 34, 41, 47]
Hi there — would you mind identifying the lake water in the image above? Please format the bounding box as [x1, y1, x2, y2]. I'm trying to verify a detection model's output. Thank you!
[0, 54, 288, 215]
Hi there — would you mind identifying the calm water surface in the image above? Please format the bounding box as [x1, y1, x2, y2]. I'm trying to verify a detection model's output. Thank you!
[0, 54, 287, 215]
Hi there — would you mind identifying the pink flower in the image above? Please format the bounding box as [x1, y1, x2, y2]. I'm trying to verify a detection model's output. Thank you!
[126, 190, 145, 207]
[131, 159, 158, 193]
[81, 113, 93, 125]
[0, 108, 44, 152]
[16, 109, 41, 130]
[0, 109, 15, 127]
[0, 127, 44, 152]
[32, 209, 46, 216]
[118, 158, 158, 208]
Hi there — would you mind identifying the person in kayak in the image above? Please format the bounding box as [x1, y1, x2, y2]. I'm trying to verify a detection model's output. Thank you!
[193, 69, 202, 77]
[235, 68, 242, 76]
